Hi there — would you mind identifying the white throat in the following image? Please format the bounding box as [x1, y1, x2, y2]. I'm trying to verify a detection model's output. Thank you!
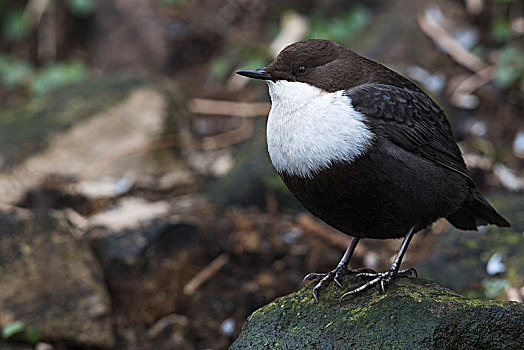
[266, 80, 374, 178]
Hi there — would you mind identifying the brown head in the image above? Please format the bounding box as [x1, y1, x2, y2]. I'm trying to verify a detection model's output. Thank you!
[237, 39, 373, 92]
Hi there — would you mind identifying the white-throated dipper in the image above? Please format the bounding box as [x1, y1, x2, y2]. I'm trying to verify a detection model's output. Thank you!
[236, 39, 510, 300]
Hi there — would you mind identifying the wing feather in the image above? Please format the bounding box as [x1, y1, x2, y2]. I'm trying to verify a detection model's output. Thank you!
[347, 84, 473, 182]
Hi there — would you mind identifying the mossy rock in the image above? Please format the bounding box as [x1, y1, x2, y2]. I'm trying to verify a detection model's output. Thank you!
[0, 75, 147, 169]
[231, 277, 524, 349]
[0, 208, 114, 348]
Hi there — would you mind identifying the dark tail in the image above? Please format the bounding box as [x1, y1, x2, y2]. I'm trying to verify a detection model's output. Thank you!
[446, 188, 510, 230]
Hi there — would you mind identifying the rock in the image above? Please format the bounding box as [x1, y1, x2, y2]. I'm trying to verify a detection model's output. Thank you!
[0, 76, 146, 171]
[231, 278, 524, 349]
[0, 207, 114, 348]
[88, 197, 171, 231]
[88, 219, 200, 274]
[417, 193, 524, 300]
[0, 75, 193, 208]
[0, 341, 33, 350]
[0, 76, 168, 204]
[88, 218, 206, 326]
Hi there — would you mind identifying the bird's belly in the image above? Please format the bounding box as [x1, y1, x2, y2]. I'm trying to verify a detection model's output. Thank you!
[279, 144, 469, 239]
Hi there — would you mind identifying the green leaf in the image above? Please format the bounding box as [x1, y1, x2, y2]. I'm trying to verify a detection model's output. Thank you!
[24, 325, 41, 345]
[31, 61, 87, 95]
[308, 6, 371, 43]
[67, 0, 95, 17]
[491, 17, 511, 42]
[1, 321, 25, 339]
[495, 45, 524, 87]
[210, 57, 231, 80]
[495, 64, 518, 86]
[0, 54, 33, 88]
[2, 9, 32, 41]
[482, 278, 507, 298]
[159, 0, 186, 4]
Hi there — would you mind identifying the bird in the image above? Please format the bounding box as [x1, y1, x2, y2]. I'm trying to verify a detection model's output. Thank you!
[236, 39, 510, 301]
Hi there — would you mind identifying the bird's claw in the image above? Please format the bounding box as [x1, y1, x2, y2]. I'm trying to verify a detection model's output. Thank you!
[304, 266, 375, 301]
[340, 267, 417, 301]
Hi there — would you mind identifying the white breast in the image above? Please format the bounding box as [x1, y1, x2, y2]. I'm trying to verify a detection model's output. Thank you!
[266, 80, 375, 178]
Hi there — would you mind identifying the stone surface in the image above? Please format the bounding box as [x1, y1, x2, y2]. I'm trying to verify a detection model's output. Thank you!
[0, 76, 171, 204]
[0, 207, 114, 348]
[231, 277, 524, 349]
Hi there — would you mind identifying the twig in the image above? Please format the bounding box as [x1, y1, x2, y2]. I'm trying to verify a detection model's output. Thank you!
[24, 0, 51, 25]
[184, 253, 230, 295]
[449, 65, 496, 107]
[418, 8, 488, 72]
[188, 98, 270, 117]
[453, 65, 496, 94]
[200, 118, 255, 150]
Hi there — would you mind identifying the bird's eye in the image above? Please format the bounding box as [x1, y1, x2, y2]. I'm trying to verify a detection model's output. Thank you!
[297, 66, 307, 74]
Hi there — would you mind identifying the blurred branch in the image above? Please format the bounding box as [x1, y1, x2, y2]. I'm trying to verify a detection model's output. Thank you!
[24, 0, 51, 25]
[449, 65, 495, 108]
[188, 98, 270, 117]
[37, 0, 56, 61]
[184, 253, 230, 295]
[418, 8, 488, 72]
[200, 117, 255, 150]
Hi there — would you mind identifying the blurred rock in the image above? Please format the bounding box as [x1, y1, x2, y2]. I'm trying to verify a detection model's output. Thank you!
[486, 252, 506, 275]
[0, 208, 114, 348]
[232, 278, 524, 349]
[493, 164, 524, 191]
[88, 197, 170, 231]
[0, 76, 145, 170]
[0, 76, 174, 205]
[416, 193, 524, 299]
[0, 341, 33, 350]
[88, 218, 206, 326]
[513, 130, 524, 158]
[88, 219, 199, 272]
[74, 175, 135, 198]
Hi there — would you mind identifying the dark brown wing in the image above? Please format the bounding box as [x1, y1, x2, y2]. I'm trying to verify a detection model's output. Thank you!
[346, 84, 473, 183]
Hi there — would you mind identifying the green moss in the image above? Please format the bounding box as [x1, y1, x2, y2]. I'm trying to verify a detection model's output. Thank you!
[231, 278, 524, 349]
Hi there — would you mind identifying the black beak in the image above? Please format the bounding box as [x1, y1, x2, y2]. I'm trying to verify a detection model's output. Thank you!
[236, 68, 272, 80]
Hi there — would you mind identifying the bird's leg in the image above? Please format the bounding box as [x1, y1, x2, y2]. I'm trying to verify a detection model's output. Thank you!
[303, 237, 367, 301]
[340, 227, 418, 300]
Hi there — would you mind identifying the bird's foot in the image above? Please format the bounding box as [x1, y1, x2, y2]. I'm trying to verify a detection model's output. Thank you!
[303, 266, 374, 302]
[340, 267, 417, 300]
